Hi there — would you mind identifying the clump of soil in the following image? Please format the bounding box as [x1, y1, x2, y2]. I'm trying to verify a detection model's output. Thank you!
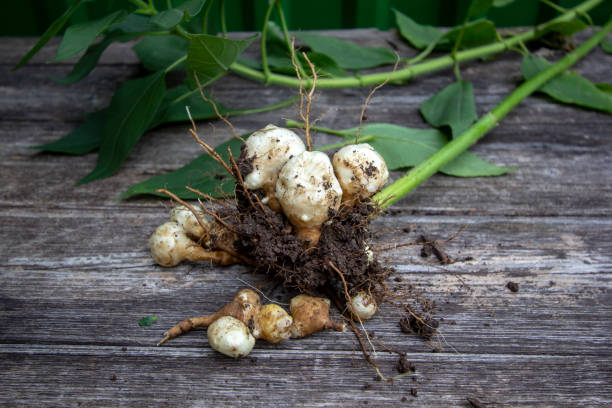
[215, 148, 392, 304]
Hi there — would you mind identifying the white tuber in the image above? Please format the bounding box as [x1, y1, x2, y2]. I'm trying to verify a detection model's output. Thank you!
[169, 205, 208, 240]
[207, 316, 255, 358]
[349, 291, 377, 321]
[332, 143, 389, 203]
[275, 151, 343, 245]
[257, 304, 293, 343]
[243, 124, 305, 211]
[149, 221, 235, 267]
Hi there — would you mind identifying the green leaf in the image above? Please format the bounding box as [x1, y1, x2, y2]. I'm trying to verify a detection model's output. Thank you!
[437, 20, 497, 50]
[151, 0, 206, 29]
[13, 0, 90, 70]
[53, 34, 119, 84]
[420, 81, 477, 138]
[328, 123, 512, 177]
[522, 55, 612, 114]
[393, 11, 496, 51]
[186, 34, 256, 88]
[31, 110, 106, 154]
[393, 9, 442, 49]
[151, 85, 229, 127]
[601, 38, 612, 54]
[120, 137, 242, 200]
[134, 36, 189, 72]
[544, 18, 587, 36]
[295, 32, 397, 70]
[466, 0, 494, 19]
[53, 10, 127, 62]
[111, 13, 158, 33]
[78, 71, 167, 184]
[493, 0, 516, 6]
[596, 83, 612, 94]
[138, 316, 159, 327]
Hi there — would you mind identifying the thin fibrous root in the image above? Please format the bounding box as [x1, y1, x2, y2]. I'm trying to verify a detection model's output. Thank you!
[192, 72, 244, 142]
[186, 107, 235, 176]
[355, 57, 400, 144]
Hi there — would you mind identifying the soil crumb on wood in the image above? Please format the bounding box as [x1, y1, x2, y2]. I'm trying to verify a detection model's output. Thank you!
[506, 281, 519, 293]
[399, 315, 439, 340]
[397, 354, 416, 373]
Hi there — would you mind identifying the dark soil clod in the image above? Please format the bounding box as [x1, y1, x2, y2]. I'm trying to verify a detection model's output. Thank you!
[399, 315, 439, 340]
[418, 234, 453, 265]
[397, 354, 416, 374]
[506, 281, 519, 293]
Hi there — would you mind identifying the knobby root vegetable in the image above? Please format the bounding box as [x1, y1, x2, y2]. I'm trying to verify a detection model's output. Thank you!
[332, 143, 389, 204]
[170, 205, 208, 240]
[348, 291, 377, 321]
[207, 316, 255, 358]
[158, 289, 344, 352]
[290, 295, 345, 338]
[275, 150, 343, 245]
[257, 304, 293, 343]
[242, 124, 306, 211]
[158, 288, 261, 346]
[149, 221, 236, 267]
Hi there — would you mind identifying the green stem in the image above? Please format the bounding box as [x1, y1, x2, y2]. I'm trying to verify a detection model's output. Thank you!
[164, 55, 187, 73]
[220, 0, 227, 38]
[285, 120, 348, 137]
[315, 136, 376, 151]
[174, 25, 191, 40]
[228, 0, 603, 88]
[374, 17, 612, 209]
[227, 95, 299, 116]
[260, 0, 277, 83]
[276, 0, 307, 78]
[201, 0, 215, 34]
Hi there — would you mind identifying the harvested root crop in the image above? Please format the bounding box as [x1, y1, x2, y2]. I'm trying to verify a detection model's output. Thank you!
[158, 288, 344, 357]
[150, 65, 439, 371]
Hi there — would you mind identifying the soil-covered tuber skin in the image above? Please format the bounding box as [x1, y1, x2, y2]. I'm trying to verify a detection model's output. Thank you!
[275, 150, 343, 245]
[290, 295, 345, 338]
[207, 316, 255, 358]
[242, 124, 305, 211]
[349, 291, 377, 321]
[332, 143, 389, 204]
[149, 221, 236, 267]
[170, 205, 207, 240]
[257, 304, 293, 343]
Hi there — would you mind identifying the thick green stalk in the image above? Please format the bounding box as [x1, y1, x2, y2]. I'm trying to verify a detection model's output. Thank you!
[374, 18, 612, 209]
[260, 0, 278, 83]
[228, 0, 603, 89]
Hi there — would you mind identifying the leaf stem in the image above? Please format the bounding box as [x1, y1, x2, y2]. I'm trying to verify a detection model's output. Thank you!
[228, 0, 603, 89]
[226, 95, 299, 116]
[164, 55, 187, 73]
[220, 0, 227, 38]
[286, 120, 348, 137]
[276, 0, 307, 78]
[315, 136, 375, 151]
[201, 0, 215, 34]
[260, 0, 277, 84]
[374, 17, 612, 209]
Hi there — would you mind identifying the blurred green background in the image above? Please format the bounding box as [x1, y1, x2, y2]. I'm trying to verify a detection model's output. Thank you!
[1, 0, 610, 36]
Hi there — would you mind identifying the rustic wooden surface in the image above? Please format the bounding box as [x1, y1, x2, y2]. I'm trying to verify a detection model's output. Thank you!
[1, 29, 611, 407]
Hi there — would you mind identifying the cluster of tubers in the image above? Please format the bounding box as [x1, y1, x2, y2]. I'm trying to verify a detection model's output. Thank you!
[158, 288, 345, 358]
[149, 124, 390, 357]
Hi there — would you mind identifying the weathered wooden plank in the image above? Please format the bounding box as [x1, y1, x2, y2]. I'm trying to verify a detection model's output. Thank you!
[1, 212, 610, 356]
[1, 346, 610, 408]
[0, 29, 611, 408]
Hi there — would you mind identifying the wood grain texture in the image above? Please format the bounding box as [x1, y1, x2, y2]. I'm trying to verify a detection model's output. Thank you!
[1, 29, 611, 407]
